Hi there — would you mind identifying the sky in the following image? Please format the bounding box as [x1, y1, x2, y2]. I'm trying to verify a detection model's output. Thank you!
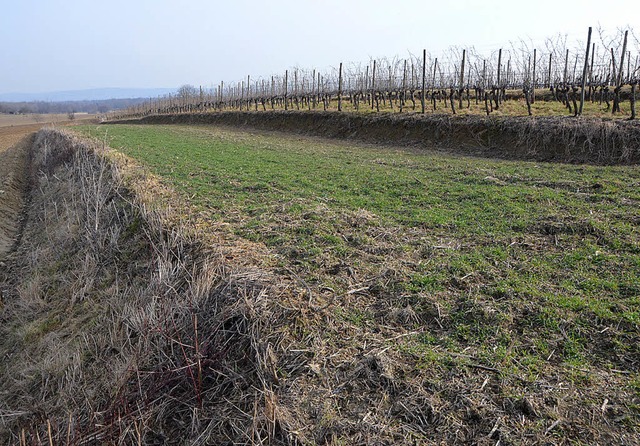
[0, 0, 638, 95]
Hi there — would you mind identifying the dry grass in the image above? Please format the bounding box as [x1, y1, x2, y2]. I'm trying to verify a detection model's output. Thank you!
[0, 130, 294, 444]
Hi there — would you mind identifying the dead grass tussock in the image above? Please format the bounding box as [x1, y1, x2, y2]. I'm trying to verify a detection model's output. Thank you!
[0, 129, 295, 444]
[504, 116, 640, 163]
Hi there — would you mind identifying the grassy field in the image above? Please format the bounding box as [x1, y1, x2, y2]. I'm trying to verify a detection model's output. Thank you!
[76, 123, 640, 442]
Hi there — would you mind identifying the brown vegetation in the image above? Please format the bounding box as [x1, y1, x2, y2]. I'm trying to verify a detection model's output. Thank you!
[1, 129, 311, 444]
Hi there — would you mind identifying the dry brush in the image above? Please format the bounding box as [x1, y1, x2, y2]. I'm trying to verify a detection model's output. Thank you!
[0, 129, 295, 444]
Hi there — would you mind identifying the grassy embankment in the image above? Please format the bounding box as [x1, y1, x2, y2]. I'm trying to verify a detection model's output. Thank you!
[77, 123, 640, 441]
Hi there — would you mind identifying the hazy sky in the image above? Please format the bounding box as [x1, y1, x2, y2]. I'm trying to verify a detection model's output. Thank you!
[0, 0, 637, 94]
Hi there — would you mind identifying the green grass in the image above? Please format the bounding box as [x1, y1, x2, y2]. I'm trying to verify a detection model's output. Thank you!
[76, 123, 640, 381]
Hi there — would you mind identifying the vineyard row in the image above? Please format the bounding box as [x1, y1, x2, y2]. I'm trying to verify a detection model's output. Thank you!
[113, 27, 639, 120]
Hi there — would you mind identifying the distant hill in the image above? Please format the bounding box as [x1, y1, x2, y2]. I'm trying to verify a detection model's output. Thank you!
[0, 88, 176, 103]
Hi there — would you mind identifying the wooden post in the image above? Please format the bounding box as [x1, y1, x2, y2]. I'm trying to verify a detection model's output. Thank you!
[482, 59, 487, 89]
[294, 69, 299, 110]
[318, 71, 321, 109]
[547, 53, 553, 88]
[432, 57, 438, 89]
[617, 31, 629, 86]
[240, 80, 244, 111]
[467, 65, 471, 108]
[247, 75, 251, 110]
[532, 49, 537, 104]
[338, 62, 343, 112]
[613, 30, 628, 114]
[432, 57, 438, 111]
[610, 48, 617, 85]
[311, 69, 316, 109]
[401, 59, 407, 112]
[496, 49, 502, 108]
[364, 65, 370, 106]
[589, 43, 596, 101]
[421, 49, 426, 114]
[371, 60, 377, 111]
[270, 76, 275, 109]
[459, 49, 466, 110]
[284, 70, 288, 111]
[524, 56, 532, 115]
[563, 49, 569, 85]
[579, 27, 592, 116]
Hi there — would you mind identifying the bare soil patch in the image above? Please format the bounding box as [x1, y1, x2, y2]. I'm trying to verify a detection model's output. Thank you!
[0, 113, 95, 129]
[0, 124, 41, 149]
[0, 131, 33, 258]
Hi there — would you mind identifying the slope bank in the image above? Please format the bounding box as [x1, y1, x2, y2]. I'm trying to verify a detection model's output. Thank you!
[110, 111, 640, 164]
[0, 129, 290, 444]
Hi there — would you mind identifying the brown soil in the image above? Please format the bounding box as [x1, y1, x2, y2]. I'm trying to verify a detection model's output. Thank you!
[0, 124, 42, 146]
[0, 127, 34, 259]
[0, 113, 96, 128]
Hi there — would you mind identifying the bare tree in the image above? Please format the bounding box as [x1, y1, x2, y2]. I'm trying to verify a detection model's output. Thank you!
[177, 84, 198, 102]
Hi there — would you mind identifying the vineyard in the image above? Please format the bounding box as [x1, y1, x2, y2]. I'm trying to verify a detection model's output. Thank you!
[114, 27, 639, 120]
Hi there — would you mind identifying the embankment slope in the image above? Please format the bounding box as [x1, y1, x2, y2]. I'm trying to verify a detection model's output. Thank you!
[112, 111, 640, 164]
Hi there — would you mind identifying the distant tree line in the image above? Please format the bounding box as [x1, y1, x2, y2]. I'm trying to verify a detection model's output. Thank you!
[0, 98, 152, 115]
